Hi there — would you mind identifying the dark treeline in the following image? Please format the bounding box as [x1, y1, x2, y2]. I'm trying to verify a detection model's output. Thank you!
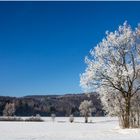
[0, 93, 104, 116]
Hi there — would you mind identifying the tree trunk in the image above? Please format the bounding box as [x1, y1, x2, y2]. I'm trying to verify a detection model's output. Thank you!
[123, 97, 131, 128]
[137, 107, 140, 127]
[85, 116, 88, 123]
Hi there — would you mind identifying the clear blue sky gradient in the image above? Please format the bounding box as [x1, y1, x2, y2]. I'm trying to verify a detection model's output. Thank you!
[0, 1, 140, 96]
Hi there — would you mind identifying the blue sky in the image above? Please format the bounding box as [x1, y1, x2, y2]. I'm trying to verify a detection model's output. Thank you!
[0, 2, 140, 96]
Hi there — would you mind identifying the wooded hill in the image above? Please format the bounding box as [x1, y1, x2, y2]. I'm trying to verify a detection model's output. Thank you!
[0, 93, 104, 116]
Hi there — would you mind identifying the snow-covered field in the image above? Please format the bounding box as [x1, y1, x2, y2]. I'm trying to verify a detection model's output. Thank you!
[0, 117, 140, 140]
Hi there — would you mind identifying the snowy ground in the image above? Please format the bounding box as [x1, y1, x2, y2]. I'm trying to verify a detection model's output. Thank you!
[0, 117, 140, 140]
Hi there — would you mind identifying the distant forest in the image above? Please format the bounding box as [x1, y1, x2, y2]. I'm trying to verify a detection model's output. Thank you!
[0, 93, 104, 116]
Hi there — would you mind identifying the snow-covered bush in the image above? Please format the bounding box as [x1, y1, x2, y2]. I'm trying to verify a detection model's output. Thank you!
[0, 116, 23, 121]
[80, 21, 140, 128]
[79, 100, 93, 123]
[69, 114, 74, 123]
[25, 115, 43, 122]
[3, 103, 15, 116]
[35, 114, 41, 119]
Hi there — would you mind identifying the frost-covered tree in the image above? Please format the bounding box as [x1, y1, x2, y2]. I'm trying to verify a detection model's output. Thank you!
[3, 103, 15, 116]
[69, 114, 74, 123]
[51, 113, 56, 122]
[80, 21, 140, 128]
[79, 100, 93, 123]
[130, 93, 140, 127]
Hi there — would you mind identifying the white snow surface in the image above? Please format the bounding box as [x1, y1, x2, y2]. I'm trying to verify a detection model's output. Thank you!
[0, 117, 140, 140]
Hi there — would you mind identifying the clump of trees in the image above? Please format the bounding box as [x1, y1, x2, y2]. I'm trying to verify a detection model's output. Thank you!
[79, 100, 93, 123]
[3, 103, 15, 116]
[80, 21, 140, 128]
